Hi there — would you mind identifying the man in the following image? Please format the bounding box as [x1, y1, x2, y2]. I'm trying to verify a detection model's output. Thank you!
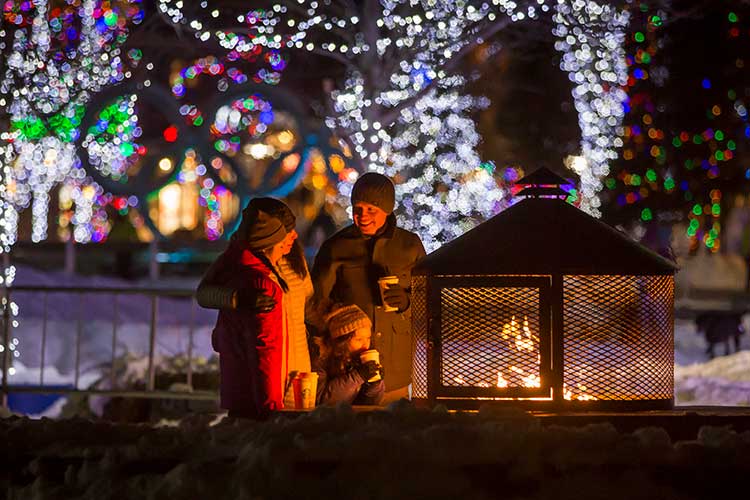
[311, 172, 426, 403]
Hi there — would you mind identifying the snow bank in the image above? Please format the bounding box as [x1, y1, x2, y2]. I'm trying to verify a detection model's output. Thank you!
[2, 404, 750, 500]
[675, 351, 750, 406]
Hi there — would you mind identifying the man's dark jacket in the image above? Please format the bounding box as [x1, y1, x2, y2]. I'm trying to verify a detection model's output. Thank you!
[311, 216, 426, 390]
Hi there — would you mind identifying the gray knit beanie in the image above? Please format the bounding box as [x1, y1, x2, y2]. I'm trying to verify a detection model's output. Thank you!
[248, 197, 296, 231]
[243, 208, 287, 250]
[351, 172, 395, 214]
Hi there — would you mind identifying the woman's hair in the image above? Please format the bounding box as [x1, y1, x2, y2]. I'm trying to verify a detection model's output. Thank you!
[285, 239, 308, 279]
[252, 248, 289, 293]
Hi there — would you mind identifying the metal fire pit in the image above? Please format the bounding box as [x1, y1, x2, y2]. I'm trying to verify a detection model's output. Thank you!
[411, 168, 676, 410]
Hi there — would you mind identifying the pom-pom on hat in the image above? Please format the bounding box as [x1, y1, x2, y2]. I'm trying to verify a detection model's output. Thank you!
[243, 207, 287, 250]
[325, 304, 372, 339]
[351, 172, 395, 214]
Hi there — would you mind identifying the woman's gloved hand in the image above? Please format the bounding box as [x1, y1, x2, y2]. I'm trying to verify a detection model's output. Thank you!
[382, 284, 409, 312]
[235, 288, 276, 313]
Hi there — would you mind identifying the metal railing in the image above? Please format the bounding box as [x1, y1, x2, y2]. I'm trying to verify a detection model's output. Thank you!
[1, 285, 219, 410]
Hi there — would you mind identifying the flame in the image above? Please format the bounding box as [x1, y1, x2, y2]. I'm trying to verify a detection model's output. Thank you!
[501, 315, 537, 351]
[521, 373, 541, 388]
[562, 382, 598, 401]
[496, 372, 509, 388]
[501, 315, 517, 339]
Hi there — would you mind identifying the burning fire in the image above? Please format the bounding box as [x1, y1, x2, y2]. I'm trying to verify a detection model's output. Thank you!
[494, 316, 541, 388]
[450, 315, 596, 399]
[563, 383, 597, 401]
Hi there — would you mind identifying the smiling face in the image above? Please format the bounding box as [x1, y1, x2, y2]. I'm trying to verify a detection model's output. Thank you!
[352, 201, 388, 236]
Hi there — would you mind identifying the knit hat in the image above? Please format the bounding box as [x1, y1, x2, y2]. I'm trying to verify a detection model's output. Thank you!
[248, 197, 296, 232]
[351, 172, 395, 214]
[325, 304, 372, 339]
[243, 207, 287, 250]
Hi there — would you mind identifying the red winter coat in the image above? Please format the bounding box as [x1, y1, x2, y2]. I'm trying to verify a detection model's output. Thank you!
[210, 242, 284, 418]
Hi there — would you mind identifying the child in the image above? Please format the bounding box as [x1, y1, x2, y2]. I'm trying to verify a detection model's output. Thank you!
[314, 304, 385, 406]
[209, 208, 288, 419]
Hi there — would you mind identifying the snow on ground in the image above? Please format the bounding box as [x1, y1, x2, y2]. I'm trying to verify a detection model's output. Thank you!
[2, 403, 750, 500]
[674, 317, 750, 406]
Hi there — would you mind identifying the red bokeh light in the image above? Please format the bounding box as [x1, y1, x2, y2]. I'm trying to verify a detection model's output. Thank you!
[163, 125, 178, 143]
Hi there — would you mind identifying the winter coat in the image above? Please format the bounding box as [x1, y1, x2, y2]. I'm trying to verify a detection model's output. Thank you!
[276, 258, 314, 406]
[311, 215, 426, 389]
[197, 250, 313, 406]
[313, 355, 384, 406]
[210, 243, 284, 418]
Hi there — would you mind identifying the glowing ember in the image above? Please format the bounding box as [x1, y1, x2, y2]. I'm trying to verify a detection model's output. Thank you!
[563, 383, 598, 401]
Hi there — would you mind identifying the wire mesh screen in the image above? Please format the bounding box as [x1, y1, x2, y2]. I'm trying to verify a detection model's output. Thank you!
[440, 286, 542, 390]
[562, 275, 674, 401]
[411, 275, 429, 399]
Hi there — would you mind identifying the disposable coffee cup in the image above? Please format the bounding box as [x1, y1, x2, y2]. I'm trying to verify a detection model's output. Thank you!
[359, 349, 382, 382]
[293, 372, 319, 409]
[378, 276, 400, 313]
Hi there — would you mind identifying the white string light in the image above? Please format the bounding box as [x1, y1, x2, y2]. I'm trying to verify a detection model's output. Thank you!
[160, 0, 629, 239]
[553, 0, 630, 217]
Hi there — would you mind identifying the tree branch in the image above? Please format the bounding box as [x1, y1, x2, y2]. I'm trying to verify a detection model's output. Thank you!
[377, 16, 514, 127]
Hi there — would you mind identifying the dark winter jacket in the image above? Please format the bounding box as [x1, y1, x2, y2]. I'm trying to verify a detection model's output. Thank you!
[210, 242, 284, 418]
[311, 215, 426, 389]
[313, 356, 385, 406]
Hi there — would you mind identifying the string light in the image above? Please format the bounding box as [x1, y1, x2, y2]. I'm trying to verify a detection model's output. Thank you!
[0, 0, 145, 244]
[554, 0, 630, 218]
[160, 0, 629, 243]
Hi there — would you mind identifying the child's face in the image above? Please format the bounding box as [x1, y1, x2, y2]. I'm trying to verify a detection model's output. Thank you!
[347, 327, 372, 354]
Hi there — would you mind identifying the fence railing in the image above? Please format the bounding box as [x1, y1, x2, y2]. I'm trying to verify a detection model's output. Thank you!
[1, 285, 219, 410]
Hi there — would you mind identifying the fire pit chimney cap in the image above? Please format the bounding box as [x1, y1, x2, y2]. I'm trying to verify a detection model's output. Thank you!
[515, 166, 571, 187]
[413, 184, 679, 276]
[515, 166, 573, 200]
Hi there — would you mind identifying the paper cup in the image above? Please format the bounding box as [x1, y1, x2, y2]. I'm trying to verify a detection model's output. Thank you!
[359, 349, 382, 382]
[293, 372, 319, 409]
[378, 275, 400, 312]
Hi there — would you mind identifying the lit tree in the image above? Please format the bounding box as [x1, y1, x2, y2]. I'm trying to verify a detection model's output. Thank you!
[0, 0, 144, 374]
[0, 0, 145, 244]
[553, 0, 630, 217]
[159, 0, 633, 246]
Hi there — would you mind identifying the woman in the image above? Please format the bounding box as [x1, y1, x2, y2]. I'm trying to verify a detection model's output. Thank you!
[198, 197, 314, 407]
[209, 208, 288, 419]
[313, 303, 384, 406]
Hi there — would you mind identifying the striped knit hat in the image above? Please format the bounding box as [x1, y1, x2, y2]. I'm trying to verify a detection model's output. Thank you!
[325, 304, 372, 339]
[248, 197, 296, 232]
[244, 208, 286, 250]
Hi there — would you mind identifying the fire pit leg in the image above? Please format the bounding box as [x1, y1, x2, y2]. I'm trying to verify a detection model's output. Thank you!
[551, 274, 565, 405]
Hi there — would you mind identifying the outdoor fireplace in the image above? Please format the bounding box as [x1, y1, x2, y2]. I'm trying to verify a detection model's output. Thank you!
[411, 168, 677, 409]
